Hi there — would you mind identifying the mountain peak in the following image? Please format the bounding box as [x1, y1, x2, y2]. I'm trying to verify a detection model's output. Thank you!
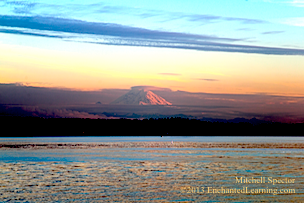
[111, 88, 172, 105]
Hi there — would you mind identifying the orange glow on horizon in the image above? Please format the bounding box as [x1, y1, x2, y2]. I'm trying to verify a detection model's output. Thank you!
[1, 37, 304, 96]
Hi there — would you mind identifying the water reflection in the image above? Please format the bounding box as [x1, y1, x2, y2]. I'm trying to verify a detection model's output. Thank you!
[1, 147, 304, 202]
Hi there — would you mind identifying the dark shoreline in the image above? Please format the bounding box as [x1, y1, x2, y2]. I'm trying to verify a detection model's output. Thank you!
[1, 142, 304, 149]
[2, 116, 304, 137]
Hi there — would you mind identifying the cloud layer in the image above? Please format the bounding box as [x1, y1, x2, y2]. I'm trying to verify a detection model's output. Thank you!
[2, 83, 304, 123]
[22, 106, 105, 119]
[1, 15, 304, 55]
[197, 78, 219, 82]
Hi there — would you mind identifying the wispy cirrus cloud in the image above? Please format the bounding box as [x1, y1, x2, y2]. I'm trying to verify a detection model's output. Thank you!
[1, 0, 267, 25]
[261, 31, 285, 34]
[282, 17, 304, 27]
[224, 16, 266, 24]
[196, 78, 219, 82]
[287, 0, 304, 7]
[236, 28, 255, 31]
[265, 0, 304, 7]
[1, 15, 304, 56]
[170, 13, 266, 24]
[2, 0, 37, 14]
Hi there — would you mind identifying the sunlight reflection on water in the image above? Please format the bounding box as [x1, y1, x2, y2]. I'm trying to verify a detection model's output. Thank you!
[1, 145, 304, 202]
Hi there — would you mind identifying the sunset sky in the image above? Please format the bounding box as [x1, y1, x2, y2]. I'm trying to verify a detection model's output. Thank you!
[1, 0, 304, 96]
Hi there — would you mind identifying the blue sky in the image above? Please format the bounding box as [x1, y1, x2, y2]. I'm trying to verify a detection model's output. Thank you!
[0, 0, 303, 52]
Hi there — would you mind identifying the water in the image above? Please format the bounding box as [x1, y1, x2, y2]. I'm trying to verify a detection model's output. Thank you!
[1, 148, 304, 162]
[1, 137, 304, 202]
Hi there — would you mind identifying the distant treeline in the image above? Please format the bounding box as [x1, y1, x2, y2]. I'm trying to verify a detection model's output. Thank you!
[1, 116, 303, 137]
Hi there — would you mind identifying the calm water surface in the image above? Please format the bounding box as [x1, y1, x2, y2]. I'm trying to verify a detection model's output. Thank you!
[1, 137, 303, 202]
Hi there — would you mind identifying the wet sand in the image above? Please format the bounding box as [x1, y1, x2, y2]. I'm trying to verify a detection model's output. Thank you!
[1, 142, 304, 202]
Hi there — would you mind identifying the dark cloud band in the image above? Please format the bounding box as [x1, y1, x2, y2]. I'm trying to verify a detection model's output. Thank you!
[1, 15, 304, 56]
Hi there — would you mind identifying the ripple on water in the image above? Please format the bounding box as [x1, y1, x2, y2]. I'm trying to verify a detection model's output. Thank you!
[1, 148, 304, 202]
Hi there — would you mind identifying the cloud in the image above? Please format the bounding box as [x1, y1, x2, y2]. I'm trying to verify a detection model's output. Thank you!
[287, 0, 304, 7]
[21, 106, 105, 118]
[1, 0, 267, 26]
[155, 12, 266, 24]
[182, 14, 221, 22]
[175, 14, 266, 24]
[4, 0, 37, 14]
[0, 83, 120, 105]
[2, 83, 304, 122]
[263, 0, 304, 7]
[282, 17, 304, 27]
[1, 15, 304, 56]
[224, 17, 266, 24]
[131, 86, 172, 92]
[261, 31, 285, 34]
[0, 15, 239, 42]
[0, 28, 66, 38]
[1, 0, 105, 16]
[89, 39, 304, 55]
[197, 78, 219, 81]
[236, 28, 254, 31]
[0, 104, 107, 118]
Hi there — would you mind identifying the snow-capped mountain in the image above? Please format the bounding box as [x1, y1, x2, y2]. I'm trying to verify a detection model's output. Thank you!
[111, 87, 172, 105]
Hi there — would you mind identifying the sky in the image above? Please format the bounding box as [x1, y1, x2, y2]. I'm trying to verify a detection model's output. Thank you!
[1, 0, 304, 121]
[0, 0, 304, 94]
